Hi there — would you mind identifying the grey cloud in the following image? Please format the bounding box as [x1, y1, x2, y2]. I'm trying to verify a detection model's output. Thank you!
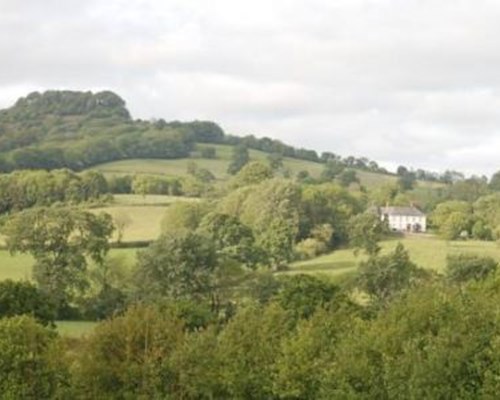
[1, 0, 500, 175]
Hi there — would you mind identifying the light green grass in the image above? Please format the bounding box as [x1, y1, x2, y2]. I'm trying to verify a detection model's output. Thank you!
[0, 252, 33, 281]
[290, 235, 500, 276]
[111, 194, 199, 206]
[0, 248, 139, 282]
[92, 143, 398, 189]
[56, 321, 98, 338]
[91, 205, 167, 242]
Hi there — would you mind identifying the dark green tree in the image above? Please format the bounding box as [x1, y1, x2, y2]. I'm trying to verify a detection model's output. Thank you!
[0, 280, 56, 325]
[356, 243, 424, 304]
[446, 253, 498, 283]
[227, 145, 250, 175]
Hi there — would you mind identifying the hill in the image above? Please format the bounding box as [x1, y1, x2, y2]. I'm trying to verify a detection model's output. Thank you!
[0, 90, 398, 180]
[93, 143, 398, 189]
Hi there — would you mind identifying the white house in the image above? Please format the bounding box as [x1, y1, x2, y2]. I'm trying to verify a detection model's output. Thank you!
[379, 206, 427, 233]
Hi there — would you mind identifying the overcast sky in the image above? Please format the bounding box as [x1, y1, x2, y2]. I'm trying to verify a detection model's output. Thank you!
[1, 0, 500, 176]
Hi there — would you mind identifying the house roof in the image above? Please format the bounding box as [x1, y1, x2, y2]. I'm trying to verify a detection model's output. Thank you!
[380, 206, 425, 217]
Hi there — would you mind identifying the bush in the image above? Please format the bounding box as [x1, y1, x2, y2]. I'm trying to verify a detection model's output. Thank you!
[0, 316, 68, 398]
[446, 253, 498, 283]
[295, 238, 327, 259]
[0, 280, 56, 325]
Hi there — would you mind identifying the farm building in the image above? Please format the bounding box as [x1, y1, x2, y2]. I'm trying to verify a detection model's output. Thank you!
[379, 206, 427, 233]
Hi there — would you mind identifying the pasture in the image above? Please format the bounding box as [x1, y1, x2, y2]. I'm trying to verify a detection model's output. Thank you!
[55, 321, 98, 338]
[92, 143, 400, 189]
[290, 235, 500, 276]
[0, 248, 138, 282]
[90, 194, 197, 243]
[90, 205, 167, 242]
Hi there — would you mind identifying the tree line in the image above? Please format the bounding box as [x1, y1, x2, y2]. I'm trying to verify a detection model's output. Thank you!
[2, 240, 500, 398]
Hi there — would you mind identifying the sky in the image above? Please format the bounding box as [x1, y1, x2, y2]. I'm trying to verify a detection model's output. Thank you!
[1, 0, 500, 176]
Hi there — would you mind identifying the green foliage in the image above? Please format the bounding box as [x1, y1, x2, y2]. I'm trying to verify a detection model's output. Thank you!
[3, 207, 114, 312]
[356, 243, 425, 304]
[347, 212, 386, 255]
[217, 303, 291, 399]
[0, 316, 68, 399]
[198, 212, 260, 267]
[472, 219, 493, 240]
[338, 168, 359, 187]
[397, 170, 416, 191]
[300, 183, 361, 248]
[0, 280, 55, 325]
[320, 159, 345, 182]
[73, 305, 185, 399]
[200, 146, 217, 159]
[161, 201, 208, 234]
[446, 253, 498, 283]
[0, 169, 108, 214]
[267, 152, 284, 170]
[490, 170, 500, 191]
[233, 161, 273, 187]
[276, 274, 343, 320]
[227, 145, 250, 175]
[240, 179, 302, 268]
[136, 231, 218, 303]
[432, 200, 474, 239]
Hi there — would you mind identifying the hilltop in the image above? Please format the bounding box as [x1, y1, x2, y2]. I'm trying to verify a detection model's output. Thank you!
[0, 90, 394, 178]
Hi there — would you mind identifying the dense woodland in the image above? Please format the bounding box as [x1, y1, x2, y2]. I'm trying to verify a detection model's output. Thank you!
[3, 91, 500, 398]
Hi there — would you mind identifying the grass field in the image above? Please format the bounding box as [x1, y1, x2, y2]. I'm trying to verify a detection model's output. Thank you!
[0, 248, 138, 282]
[90, 205, 167, 242]
[290, 235, 500, 276]
[92, 143, 400, 189]
[111, 193, 199, 206]
[56, 321, 98, 338]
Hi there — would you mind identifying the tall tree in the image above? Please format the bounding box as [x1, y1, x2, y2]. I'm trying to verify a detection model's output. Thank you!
[227, 145, 250, 175]
[3, 208, 114, 311]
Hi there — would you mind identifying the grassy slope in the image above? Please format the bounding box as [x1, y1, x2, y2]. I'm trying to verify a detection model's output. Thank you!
[55, 321, 98, 338]
[92, 143, 398, 189]
[0, 248, 138, 282]
[89, 194, 199, 242]
[290, 235, 500, 276]
[4, 235, 500, 283]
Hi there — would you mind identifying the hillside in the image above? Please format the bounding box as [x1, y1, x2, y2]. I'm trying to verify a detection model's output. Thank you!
[0, 90, 398, 180]
[93, 143, 399, 189]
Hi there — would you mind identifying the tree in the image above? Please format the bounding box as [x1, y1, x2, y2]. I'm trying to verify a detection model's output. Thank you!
[300, 183, 360, 248]
[320, 160, 344, 182]
[3, 208, 114, 312]
[338, 169, 359, 187]
[217, 304, 291, 399]
[136, 231, 218, 304]
[200, 146, 217, 159]
[160, 201, 208, 234]
[0, 280, 55, 325]
[397, 171, 416, 191]
[113, 211, 132, 243]
[239, 179, 302, 269]
[490, 170, 500, 191]
[233, 161, 273, 187]
[446, 253, 498, 283]
[431, 201, 474, 240]
[276, 274, 342, 320]
[0, 316, 68, 398]
[73, 305, 185, 399]
[267, 152, 284, 170]
[347, 212, 386, 255]
[198, 212, 259, 267]
[356, 243, 424, 304]
[227, 145, 250, 175]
